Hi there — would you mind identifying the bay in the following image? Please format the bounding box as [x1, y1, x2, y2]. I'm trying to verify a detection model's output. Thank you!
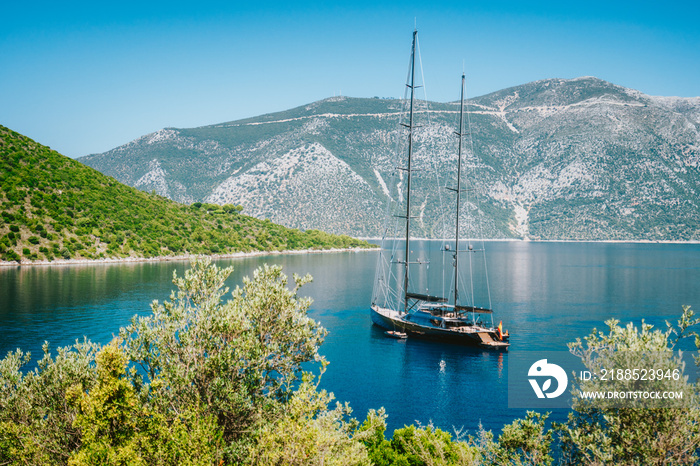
[1, 241, 700, 434]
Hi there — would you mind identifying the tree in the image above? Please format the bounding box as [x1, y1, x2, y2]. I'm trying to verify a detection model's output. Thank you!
[66, 339, 223, 465]
[0, 340, 100, 465]
[67, 340, 146, 465]
[558, 305, 700, 465]
[489, 412, 553, 466]
[120, 257, 328, 455]
[247, 373, 374, 465]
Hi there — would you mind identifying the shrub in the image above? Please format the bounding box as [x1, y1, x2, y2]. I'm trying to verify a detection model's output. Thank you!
[120, 258, 328, 460]
[248, 376, 374, 465]
[5, 249, 22, 262]
[3, 249, 20, 262]
[558, 305, 700, 464]
[66, 340, 223, 465]
[0, 340, 101, 464]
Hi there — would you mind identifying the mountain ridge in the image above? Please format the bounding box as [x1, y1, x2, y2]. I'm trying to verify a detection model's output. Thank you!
[79, 77, 700, 241]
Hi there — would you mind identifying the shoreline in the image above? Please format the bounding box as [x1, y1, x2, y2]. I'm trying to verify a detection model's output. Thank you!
[358, 237, 700, 245]
[4, 237, 700, 268]
[0, 246, 377, 268]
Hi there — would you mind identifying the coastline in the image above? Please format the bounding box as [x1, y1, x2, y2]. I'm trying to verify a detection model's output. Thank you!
[0, 246, 377, 268]
[358, 237, 700, 244]
[4, 237, 700, 268]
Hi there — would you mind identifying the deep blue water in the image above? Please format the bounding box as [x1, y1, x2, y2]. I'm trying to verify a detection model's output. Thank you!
[1, 242, 700, 435]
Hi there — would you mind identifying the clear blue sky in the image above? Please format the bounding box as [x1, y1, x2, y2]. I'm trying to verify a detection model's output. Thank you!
[1, 0, 698, 158]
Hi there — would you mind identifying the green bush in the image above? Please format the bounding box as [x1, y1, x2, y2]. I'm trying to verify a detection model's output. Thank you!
[65, 340, 223, 465]
[248, 376, 374, 465]
[557, 305, 700, 464]
[0, 340, 101, 464]
[3, 249, 20, 262]
[120, 258, 327, 450]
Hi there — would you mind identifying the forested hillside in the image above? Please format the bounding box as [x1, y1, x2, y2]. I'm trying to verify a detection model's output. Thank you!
[0, 126, 370, 264]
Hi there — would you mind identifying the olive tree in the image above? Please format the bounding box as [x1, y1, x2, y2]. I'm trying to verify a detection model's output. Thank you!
[66, 339, 222, 465]
[558, 305, 700, 465]
[120, 257, 328, 445]
[0, 340, 100, 465]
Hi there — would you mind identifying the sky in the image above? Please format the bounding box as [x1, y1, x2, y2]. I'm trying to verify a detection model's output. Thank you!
[1, 0, 699, 158]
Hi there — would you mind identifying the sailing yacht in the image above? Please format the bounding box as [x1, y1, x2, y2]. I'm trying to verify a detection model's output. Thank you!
[370, 30, 510, 350]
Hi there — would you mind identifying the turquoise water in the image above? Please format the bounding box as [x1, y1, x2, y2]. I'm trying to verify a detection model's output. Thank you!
[2, 242, 700, 434]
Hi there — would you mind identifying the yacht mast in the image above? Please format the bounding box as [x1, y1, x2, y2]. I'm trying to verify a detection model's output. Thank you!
[453, 73, 466, 306]
[402, 29, 418, 313]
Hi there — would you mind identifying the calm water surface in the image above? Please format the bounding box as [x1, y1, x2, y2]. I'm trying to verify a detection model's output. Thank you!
[2, 242, 700, 434]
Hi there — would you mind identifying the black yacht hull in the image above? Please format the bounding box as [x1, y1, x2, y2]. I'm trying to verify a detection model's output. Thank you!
[370, 305, 508, 349]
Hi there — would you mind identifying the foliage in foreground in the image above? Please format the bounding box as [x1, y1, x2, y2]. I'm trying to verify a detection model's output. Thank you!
[0, 125, 372, 263]
[1, 257, 340, 464]
[558, 305, 700, 465]
[1, 257, 699, 464]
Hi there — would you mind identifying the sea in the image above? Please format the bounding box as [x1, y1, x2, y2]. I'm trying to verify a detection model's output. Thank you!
[2, 241, 699, 435]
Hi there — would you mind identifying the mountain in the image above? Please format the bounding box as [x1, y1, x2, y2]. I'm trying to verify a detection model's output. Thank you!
[0, 126, 371, 264]
[79, 77, 700, 241]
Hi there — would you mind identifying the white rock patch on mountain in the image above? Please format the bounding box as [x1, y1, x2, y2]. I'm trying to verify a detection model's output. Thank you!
[134, 159, 169, 197]
[206, 143, 378, 234]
